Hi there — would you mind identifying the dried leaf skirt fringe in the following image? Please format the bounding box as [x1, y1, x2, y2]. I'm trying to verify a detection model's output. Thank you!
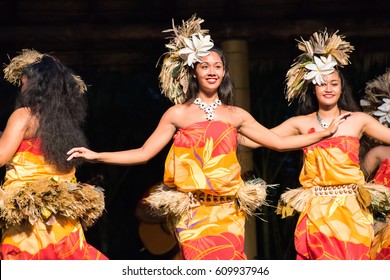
[0, 177, 105, 230]
[145, 177, 270, 217]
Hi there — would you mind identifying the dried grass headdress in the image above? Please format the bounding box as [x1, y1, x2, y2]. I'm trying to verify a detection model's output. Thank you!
[3, 49, 87, 93]
[158, 14, 214, 104]
[285, 29, 354, 103]
[360, 70, 390, 126]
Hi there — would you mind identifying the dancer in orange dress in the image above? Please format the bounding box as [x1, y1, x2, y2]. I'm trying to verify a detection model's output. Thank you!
[0, 50, 107, 260]
[67, 16, 348, 260]
[274, 30, 390, 259]
[360, 70, 390, 259]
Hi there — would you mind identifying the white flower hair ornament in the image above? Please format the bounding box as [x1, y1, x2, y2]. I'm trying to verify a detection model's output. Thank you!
[285, 29, 354, 103]
[178, 34, 214, 67]
[304, 55, 337, 85]
[157, 15, 214, 105]
[360, 70, 390, 127]
[373, 98, 390, 126]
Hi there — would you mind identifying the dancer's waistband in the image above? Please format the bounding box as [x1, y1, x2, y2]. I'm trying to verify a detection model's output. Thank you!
[145, 178, 268, 217]
[311, 184, 358, 196]
[191, 191, 235, 205]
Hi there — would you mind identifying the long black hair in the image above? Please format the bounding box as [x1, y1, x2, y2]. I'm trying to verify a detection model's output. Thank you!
[15, 55, 87, 173]
[184, 47, 235, 105]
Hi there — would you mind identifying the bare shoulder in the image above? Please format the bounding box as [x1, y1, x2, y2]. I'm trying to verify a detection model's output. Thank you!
[161, 103, 193, 127]
[287, 114, 312, 123]
[8, 107, 31, 124]
[349, 111, 372, 121]
[349, 111, 382, 128]
[2, 107, 34, 139]
[228, 106, 250, 117]
[225, 106, 253, 127]
[163, 103, 188, 118]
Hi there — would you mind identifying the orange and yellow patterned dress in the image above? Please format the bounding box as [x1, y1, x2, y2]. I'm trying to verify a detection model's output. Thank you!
[163, 121, 247, 260]
[0, 138, 107, 260]
[291, 136, 374, 259]
[370, 159, 390, 259]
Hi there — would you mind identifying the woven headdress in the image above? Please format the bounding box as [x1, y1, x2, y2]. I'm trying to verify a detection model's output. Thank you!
[285, 29, 354, 103]
[3, 49, 87, 93]
[158, 14, 214, 104]
[360, 70, 390, 127]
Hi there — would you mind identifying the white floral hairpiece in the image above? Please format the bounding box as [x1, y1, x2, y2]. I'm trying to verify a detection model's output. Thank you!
[157, 15, 214, 105]
[304, 55, 337, 85]
[360, 70, 390, 127]
[285, 29, 354, 103]
[178, 34, 214, 67]
[373, 98, 390, 125]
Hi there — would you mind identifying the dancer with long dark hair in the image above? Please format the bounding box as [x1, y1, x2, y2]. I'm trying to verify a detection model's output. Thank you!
[0, 50, 107, 259]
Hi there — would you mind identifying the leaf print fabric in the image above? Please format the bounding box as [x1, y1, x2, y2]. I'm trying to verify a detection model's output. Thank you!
[373, 159, 390, 188]
[370, 159, 390, 260]
[164, 121, 247, 259]
[0, 139, 107, 260]
[295, 136, 373, 259]
[165, 121, 243, 196]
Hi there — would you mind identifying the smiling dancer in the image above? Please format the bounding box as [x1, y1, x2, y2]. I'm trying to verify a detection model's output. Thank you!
[275, 30, 390, 259]
[67, 16, 347, 260]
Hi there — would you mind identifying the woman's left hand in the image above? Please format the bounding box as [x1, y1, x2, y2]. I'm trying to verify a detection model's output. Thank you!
[66, 147, 98, 162]
[327, 112, 352, 136]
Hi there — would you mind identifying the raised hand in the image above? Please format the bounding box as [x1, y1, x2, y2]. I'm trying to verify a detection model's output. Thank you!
[327, 112, 352, 136]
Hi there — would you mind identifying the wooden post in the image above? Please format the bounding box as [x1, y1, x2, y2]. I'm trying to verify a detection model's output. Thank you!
[221, 39, 258, 260]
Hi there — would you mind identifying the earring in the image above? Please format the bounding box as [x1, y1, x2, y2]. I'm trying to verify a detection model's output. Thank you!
[193, 75, 196, 78]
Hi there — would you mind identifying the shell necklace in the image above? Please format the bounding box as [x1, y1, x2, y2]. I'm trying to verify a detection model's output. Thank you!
[194, 97, 222, 121]
[316, 110, 340, 129]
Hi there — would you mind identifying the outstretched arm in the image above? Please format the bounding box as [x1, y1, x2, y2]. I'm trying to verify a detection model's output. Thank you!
[362, 144, 390, 178]
[362, 146, 383, 177]
[238, 134, 262, 148]
[362, 113, 390, 146]
[238, 115, 303, 148]
[67, 108, 177, 165]
[238, 109, 351, 151]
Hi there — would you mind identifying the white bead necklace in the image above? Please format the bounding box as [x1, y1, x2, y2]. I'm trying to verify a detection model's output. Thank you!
[316, 112, 329, 129]
[194, 97, 222, 121]
[316, 110, 341, 129]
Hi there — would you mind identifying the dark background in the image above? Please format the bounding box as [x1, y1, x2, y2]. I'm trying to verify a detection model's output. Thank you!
[0, 0, 389, 259]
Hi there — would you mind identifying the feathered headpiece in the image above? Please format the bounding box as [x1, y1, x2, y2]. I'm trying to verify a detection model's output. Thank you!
[285, 29, 354, 103]
[3, 49, 87, 93]
[360, 70, 390, 126]
[158, 14, 214, 104]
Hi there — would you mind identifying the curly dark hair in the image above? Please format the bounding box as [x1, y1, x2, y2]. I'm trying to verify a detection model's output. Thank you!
[15, 55, 87, 173]
[297, 68, 361, 115]
[184, 47, 235, 105]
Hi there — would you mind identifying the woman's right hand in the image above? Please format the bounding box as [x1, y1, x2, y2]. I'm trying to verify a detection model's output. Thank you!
[67, 147, 98, 162]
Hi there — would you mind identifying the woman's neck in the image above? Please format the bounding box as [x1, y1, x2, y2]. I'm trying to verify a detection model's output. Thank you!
[318, 107, 340, 115]
[316, 106, 341, 129]
[196, 93, 219, 103]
